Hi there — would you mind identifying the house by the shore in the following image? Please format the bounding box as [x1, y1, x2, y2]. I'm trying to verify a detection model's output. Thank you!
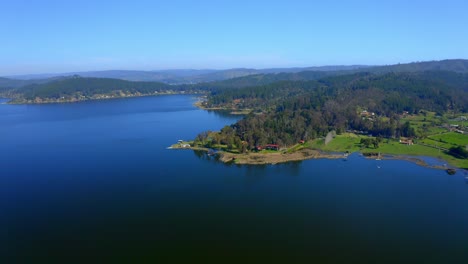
[265, 144, 280, 151]
[399, 138, 414, 145]
[255, 144, 280, 151]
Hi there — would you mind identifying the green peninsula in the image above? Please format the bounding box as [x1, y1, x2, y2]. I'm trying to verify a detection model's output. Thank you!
[188, 71, 468, 169]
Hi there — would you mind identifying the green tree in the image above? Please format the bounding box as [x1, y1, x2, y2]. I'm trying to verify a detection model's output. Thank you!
[448, 146, 468, 159]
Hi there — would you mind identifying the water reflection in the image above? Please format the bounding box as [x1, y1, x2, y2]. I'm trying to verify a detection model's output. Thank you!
[192, 145, 305, 176]
[192, 149, 205, 159]
[192, 149, 221, 162]
[276, 160, 303, 176]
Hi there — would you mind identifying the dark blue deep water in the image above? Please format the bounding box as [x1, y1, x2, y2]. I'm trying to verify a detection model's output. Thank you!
[2, 95, 468, 263]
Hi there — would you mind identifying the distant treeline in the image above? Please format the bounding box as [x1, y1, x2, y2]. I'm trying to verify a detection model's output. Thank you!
[3, 76, 203, 101]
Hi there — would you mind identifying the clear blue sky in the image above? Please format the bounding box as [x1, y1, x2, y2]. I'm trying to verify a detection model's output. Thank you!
[1, 0, 468, 75]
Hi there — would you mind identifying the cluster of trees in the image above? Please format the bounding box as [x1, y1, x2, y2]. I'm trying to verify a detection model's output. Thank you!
[194, 127, 247, 153]
[448, 146, 468, 159]
[360, 137, 383, 148]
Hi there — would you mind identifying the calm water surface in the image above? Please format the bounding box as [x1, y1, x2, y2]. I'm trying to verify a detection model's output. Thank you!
[2, 96, 468, 263]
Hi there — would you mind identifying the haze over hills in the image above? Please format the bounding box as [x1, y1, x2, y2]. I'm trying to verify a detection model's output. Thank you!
[4, 65, 370, 84]
[368, 59, 468, 74]
[5, 69, 219, 83]
[0, 76, 70, 89]
[2, 59, 467, 86]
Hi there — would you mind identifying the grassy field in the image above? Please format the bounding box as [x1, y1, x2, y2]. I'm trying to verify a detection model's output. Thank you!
[401, 111, 438, 124]
[373, 141, 467, 168]
[427, 132, 468, 146]
[309, 133, 363, 152]
[395, 112, 467, 168]
[420, 138, 453, 150]
[373, 141, 440, 156]
[308, 133, 468, 168]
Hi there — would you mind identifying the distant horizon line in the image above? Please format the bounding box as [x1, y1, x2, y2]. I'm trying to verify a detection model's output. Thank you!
[4, 65, 372, 78]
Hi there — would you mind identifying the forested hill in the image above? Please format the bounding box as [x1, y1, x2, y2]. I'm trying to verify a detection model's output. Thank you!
[193, 71, 336, 90]
[206, 71, 468, 113]
[7, 76, 198, 103]
[197, 71, 468, 149]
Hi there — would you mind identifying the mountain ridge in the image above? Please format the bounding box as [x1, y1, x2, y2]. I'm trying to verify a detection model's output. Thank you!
[4, 65, 371, 83]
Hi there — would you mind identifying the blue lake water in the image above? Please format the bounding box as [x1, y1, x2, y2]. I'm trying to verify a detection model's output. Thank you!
[2, 95, 468, 263]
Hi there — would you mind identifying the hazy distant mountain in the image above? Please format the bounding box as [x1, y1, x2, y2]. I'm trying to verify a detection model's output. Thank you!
[367, 59, 468, 74]
[4, 70, 216, 83]
[257, 65, 371, 74]
[154, 69, 219, 77]
[0, 76, 69, 89]
[3, 59, 468, 85]
[5, 66, 370, 84]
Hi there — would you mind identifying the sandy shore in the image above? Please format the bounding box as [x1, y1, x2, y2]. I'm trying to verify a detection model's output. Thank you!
[170, 144, 343, 165]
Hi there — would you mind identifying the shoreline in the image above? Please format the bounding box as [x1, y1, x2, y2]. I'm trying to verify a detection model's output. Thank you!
[6, 91, 205, 105]
[169, 143, 464, 171]
[175, 102, 467, 170]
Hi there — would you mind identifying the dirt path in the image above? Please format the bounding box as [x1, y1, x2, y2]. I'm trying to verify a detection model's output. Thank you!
[325, 131, 336, 145]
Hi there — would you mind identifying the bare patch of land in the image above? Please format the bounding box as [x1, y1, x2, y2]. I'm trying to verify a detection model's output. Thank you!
[218, 149, 343, 165]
